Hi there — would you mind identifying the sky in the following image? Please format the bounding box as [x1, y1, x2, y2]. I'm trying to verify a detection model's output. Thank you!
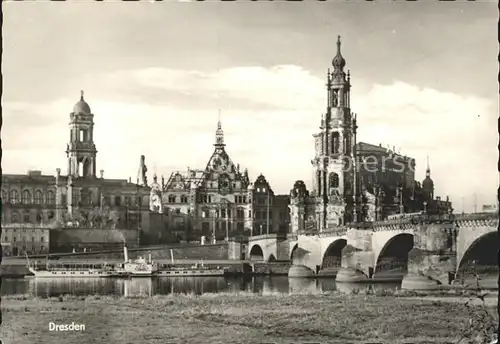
[2, 2, 498, 213]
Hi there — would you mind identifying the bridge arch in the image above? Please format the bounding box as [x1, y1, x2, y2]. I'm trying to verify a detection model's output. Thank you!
[290, 243, 298, 261]
[249, 244, 264, 261]
[374, 233, 414, 275]
[457, 231, 498, 277]
[321, 239, 347, 271]
[268, 254, 276, 262]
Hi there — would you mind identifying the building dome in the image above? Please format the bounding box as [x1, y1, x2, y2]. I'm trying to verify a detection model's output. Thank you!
[332, 36, 346, 70]
[73, 90, 91, 114]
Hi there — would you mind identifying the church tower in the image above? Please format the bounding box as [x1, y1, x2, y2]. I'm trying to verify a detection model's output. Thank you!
[422, 156, 434, 202]
[66, 91, 98, 178]
[311, 36, 356, 230]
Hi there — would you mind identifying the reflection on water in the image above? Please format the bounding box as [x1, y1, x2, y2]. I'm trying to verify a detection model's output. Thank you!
[1, 277, 402, 298]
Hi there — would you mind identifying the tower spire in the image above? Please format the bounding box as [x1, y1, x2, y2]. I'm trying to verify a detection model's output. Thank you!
[426, 155, 431, 176]
[332, 35, 346, 71]
[214, 113, 225, 147]
[80, 90, 84, 101]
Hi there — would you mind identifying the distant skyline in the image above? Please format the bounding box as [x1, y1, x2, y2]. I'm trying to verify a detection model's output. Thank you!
[3, 3, 497, 212]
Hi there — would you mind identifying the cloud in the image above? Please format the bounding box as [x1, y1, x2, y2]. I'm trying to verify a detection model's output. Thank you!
[102, 65, 325, 111]
[2, 67, 496, 212]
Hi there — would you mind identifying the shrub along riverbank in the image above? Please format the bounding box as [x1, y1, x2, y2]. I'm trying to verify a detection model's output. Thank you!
[1, 290, 497, 344]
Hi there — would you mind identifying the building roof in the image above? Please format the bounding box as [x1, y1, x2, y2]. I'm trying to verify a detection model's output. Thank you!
[356, 142, 412, 161]
[73, 91, 91, 114]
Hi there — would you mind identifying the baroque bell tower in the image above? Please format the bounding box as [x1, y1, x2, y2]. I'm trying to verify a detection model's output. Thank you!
[312, 36, 356, 230]
[66, 90, 98, 179]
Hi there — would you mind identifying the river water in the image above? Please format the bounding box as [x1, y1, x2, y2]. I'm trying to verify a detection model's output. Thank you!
[1, 277, 402, 298]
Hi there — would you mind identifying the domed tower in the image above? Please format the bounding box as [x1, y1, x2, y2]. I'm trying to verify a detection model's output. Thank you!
[66, 90, 97, 178]
[289, 181, 309, 233]
[312, 36, 355, 230]
[422, 156, 434, 202]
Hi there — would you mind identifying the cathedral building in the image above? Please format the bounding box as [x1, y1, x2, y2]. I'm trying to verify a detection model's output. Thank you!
[1, 92, 151, 255]
[289, 36, 452, 234]
[149, 121, 290, 242]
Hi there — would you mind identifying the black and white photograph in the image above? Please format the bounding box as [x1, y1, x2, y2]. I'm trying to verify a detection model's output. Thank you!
[1, 2, 498, 344]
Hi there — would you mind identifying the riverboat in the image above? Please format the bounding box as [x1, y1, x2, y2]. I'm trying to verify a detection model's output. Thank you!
[115, 246, 158, 277]
[25, 246, 158, 278]
[156, 250, 226, 277]
[26, 259, 118, 278]
[157, 263, 226, 277]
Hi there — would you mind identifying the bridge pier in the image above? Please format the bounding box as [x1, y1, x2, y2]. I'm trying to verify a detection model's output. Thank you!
[336, 229, 373, 283]
[401, 223, 457, 290]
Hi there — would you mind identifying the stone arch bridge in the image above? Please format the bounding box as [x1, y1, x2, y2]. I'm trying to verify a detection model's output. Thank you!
[248, 213, 498, 286]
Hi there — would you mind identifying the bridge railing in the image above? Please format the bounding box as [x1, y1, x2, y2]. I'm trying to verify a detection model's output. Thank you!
[248, 233, 288, 241]
[454, 212, 499, 221]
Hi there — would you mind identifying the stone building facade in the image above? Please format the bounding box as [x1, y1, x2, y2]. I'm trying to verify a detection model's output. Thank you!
[1, 92, 152, 253]
[149, 121, 290, 242]
[1, 224, 50, 256]
[289, 36, 452, 233]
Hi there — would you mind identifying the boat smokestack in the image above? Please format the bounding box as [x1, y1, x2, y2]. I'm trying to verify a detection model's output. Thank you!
[149, 254, 152, 263]
[124, 245, 129, 262]
[170, 249, 174, 264]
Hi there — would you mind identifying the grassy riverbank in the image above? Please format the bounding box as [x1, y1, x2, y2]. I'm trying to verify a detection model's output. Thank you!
[1, 291, 497, 344]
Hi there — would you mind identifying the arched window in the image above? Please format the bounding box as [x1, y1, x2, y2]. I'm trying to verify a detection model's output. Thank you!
[1, 189, 6, 204]
[34, 190, 43, 205]
[11, 212, 19, 223]
[331, 132, 340, 154]
[46, 191, 55, 205]
[10, 190, 19, 204]
[329, 172, 339, 188]
[22, 190, 31, 204]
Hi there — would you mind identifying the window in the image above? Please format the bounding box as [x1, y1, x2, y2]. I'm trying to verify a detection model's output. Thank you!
[237, 222, 244, 231]
[11, 212, 19, 223]
[241, 209, 247, 219]
[22, 190, 31, 204]
[329, 172, 339, 188]
[41, 237, 45, 242]
[125, 196, 131, 206]
[1, 190, 6, 204]
[10, 190, 19, 204]
[48, 211, 55, 220]
[180, 195, 188, 203]
[32, 237, 35, 242]
[13, 236, 17, 242]
[34, 190, 43, 204]
[168, 195, 176, 203]
[23, 213, 31, 223]
[175, 208, 181, 214]
[114, 196, 121, 206]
